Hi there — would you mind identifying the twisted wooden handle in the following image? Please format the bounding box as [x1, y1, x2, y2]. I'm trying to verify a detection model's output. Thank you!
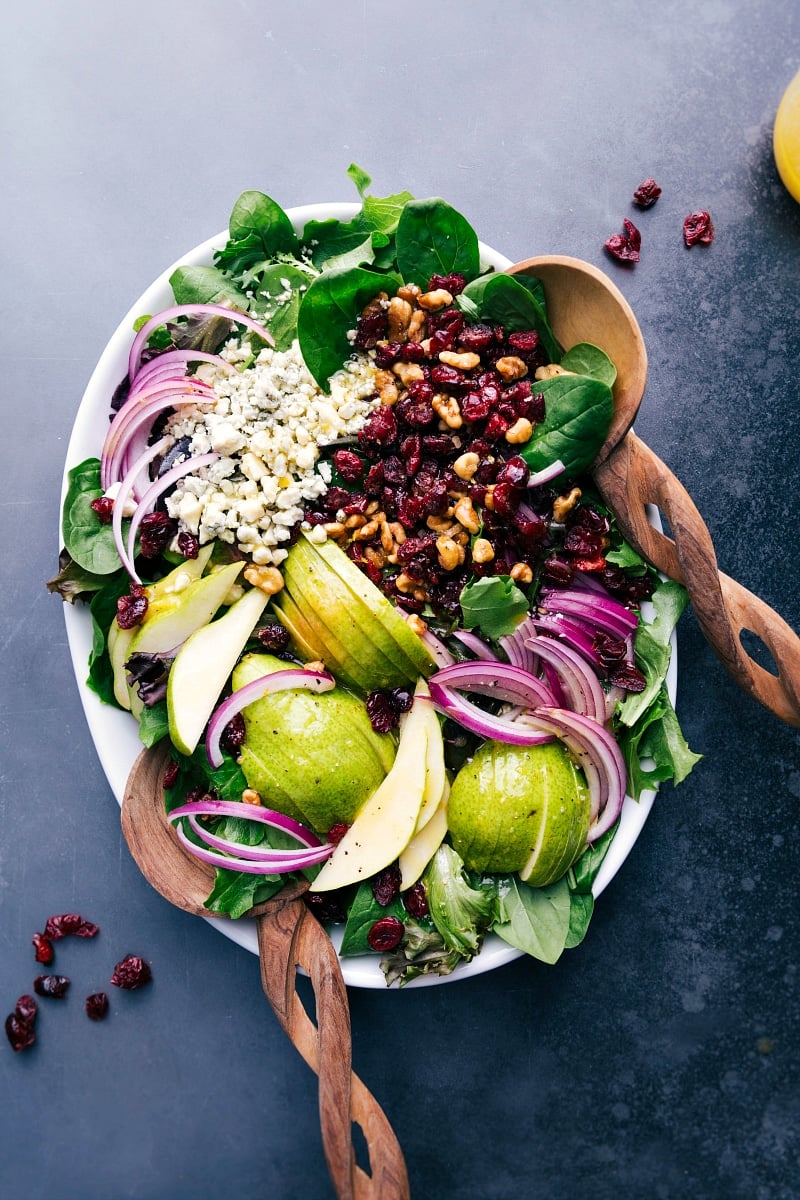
[594, 431, 800, 727]
[254, 893, 410, 1200]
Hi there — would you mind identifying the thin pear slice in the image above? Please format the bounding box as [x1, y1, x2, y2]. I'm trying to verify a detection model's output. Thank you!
[128, 560, 244, 660]
[108, 545, 215, 710]
[413, 688, 447, 834]
[167, 586, 269, 756]
[271, 590, 325, 663]
[399, 788, 449, 890]
[311, 692, 429, 892]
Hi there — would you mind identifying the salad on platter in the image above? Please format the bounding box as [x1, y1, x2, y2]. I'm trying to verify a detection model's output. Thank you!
[51, 167, 700, 987]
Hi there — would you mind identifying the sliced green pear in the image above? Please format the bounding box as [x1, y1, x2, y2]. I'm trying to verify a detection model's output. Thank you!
[312, 688, 430, 892]
[413, 687, 447, 834]
[128, 560, 244, 660]
[399, 790, 449, 890]
[167, 586, 269, 756]
[288, 534, 434, 682]
[108, 546, 215, 710]
[271, 590, 324, 664]
[233, 653, 395, 832]
[282, 552, 410, 691]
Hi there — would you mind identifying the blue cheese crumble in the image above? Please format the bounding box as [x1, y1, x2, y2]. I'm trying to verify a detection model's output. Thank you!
[162, 340, 378, 565]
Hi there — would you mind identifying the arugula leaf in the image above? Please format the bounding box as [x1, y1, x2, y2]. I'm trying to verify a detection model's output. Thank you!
[137, 700, 170, 748]
[570, 825, 617, 894]
[458, 272, 561, 362]
[86, 573, 130, 705]
[559, 342, 617, 388]
[491, 875, 571, 964]
[521, 374, 614, 477]
[459, 575, 529, 639]
[297, 266, 403, 389]
[617, 580, 689, 729]
[620, 685, 702, 798]
[62, 458, 127, 576]
[395, 198, 480, 286]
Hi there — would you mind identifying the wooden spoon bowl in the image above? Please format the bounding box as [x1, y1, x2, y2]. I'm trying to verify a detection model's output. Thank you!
[506, 255, 800, 726]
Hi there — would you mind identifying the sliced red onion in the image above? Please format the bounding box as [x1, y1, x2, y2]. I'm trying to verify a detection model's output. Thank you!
[206, 668, 336, 768]
[527, 459, 565, 488]
[102, 388, 212, 490]
[171, 821, 329, 874]
[169, 797, 326, 845]
[112, 436, 172, 580]
[499, 615, 540, 674]
[429, 661, 555, 710]
[529, 613, 600, 664]
[129, 304, 274, 379]
[421, 628, 456, 669]
[524, 635, 607, 723]
[428, 680, 554, 745]
[527, 707, 627, 842]
[452, 629, 498, 661]
[539, 588, 638, 639]
[131, 348, 237, 388]
[126, 453, 219, 566]
[183, 814, 333, 865]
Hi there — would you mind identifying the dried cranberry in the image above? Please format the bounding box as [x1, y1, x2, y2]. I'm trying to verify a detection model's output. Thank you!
[353, 305, 388, 349]
[491, 481, 520, 519]
[507, 330, 540, 357]
[400, 341, 426, 363]
[484, 411, 512, 441]
[374, 341, 405, 367]
[403, 881, 429, 918]
[32, 933, 54, 965]
[421, 478, 450, 516]
[610, 663, 647, 692]
[496, 455, 530, 489]
[573, 554, 607, 573]
[367, 915, 405, 952]
[110, 955, 152, 990]
[593, 632, 628, 666]
[327, 823, 350, 846]
[542, 556, 575, 585]
[359, 405, 398, 448]
[427, 307, 464, 337]
[5, 1012, 36, 1053]
[85, 992, 109, 1022]
[372, 863, 402, 907]
[396, 397, 436, 429]
[44, 913, 99, 940]
[15, 994, 37, 1025]
[604, 218, 641, 264]
[564, 528, 604, 557]
[430, 364, 471, 390]
[365, 690, 397, 733]
[221, 711, 246, 754]
[571, 505, 611, 536]
[395, 491, 424, 529]
[138, 511, 176, 558]
[34, 974, 71, 999]
[419, 434, 453, 458]
[116, 584, 148, 630]
[382, 455, 407, 487]
[332, 449, 365, 482]
[321, 485, 351, 514]
[90, 496, 115, 524]
[633, 178, 662, 208]
[176, 531, 199, 559]
[390, 687, 413, 714]
[162, 758, 180, 789]
[683, 210, 715, 247]
[428, 272, 466, 295]
[515, 513, 548, 549]
[461, 391, 493, 423]
[364, 462, 386, 496]
[257, 622, 290, 652]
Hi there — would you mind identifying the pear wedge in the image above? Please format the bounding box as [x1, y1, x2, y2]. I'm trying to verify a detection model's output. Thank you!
[311, 688, 430, 891]
[167, 586, 269, 756]
[399, 788, 449, 890]
[128, 560, 244, 660]
[108, 546, 214, 710]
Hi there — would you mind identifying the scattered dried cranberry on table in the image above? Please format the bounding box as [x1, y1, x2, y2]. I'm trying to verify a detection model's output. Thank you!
[604, 218, 642, 263]
[632, 178, 662, 208]
[34, 974, 71, 999]
[5, 995, 38, 1053]
[110, 954, 153, 990]
[683, 210, 715, 247]
[43, 913, 99, 940]
[32, 932, 55, 964]
[85, 992, 110, 1021]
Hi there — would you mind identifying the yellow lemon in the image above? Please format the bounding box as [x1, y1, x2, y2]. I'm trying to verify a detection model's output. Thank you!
[774, 68, 800, 202]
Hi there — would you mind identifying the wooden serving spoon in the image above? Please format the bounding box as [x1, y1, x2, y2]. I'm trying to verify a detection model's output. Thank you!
[121, 741, 410, 1200]
[507, 255, 800, 727]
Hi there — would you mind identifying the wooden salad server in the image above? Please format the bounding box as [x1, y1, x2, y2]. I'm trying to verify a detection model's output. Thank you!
[121, 742, 410, 1200]
[507, 255, 800, 728]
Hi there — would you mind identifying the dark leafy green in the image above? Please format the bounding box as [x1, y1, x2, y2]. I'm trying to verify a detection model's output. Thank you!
[169, 265, 251, 309]
[204, 869, 283, 919]
[395, 197, 481, 287]
[380, 918, 462, 986]
[86, 573, 130, 704]
[491, 875, 572, 964]
[297, 266, 403, 390]
[458, 272, 561, 362]
[424, 844, 498, 958]
[521, 374, 614, 477]
[62, 458, 129, 576]
[340, 881, 405, 956]
[560, 342, 617, 388]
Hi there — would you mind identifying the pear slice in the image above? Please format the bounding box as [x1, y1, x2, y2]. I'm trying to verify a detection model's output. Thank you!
[270, 590, 324, 664]
[399, 787, 449, 890]
[311, 688, 430, 892]
[282, 549, 412, 690]
[412, 688, 447, 834]
[289, 534, 434, 683]
[167, 585, 269, 756]
[108, 546, 215, 710]
[128, 560, 244, 661]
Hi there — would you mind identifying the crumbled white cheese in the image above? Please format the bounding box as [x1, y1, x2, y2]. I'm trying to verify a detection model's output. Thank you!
[163, 339, 378, 564]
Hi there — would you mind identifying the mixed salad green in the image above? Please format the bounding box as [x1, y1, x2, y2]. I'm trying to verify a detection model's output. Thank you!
[52, 167, 700, 985]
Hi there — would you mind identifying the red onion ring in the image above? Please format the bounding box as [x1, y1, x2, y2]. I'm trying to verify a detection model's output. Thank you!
[205, 668, 336, 768]
[129, 305, 274, 380]
[126, 453, 219, 566]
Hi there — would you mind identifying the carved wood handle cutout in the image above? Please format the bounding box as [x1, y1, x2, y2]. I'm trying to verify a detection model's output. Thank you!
[594, 432, 800, 727]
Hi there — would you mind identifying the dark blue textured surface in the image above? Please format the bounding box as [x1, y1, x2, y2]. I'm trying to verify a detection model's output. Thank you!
[2, 3, 799, 1197]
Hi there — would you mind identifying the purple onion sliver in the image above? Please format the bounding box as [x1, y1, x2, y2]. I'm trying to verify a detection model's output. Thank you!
[205, 669, 336, 768]
[126, 453, 219, 566]
[451, 629, 498, 662]
[128, 304, 274, 380]
[186, 815, 333, 864]
[168, 798, 325, 848]
[172, 822, 326, 875]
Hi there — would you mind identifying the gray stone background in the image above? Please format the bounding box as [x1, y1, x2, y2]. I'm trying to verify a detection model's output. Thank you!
[1, 2, 798, 1197]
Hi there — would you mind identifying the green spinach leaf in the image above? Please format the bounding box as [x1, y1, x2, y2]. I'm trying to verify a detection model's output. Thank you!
[297, 266, 403, 389]
[169, 265, 251, 309]
[228, 190, 299, 256]
[521, 374, 614, 476]
[565, 891, 594, 948]
[458, 272, 561, 362]
[491, 875, 571, 964]
[204, 869, 283, 919]
[459, 575, 529, 639]
[87, 573, 130, 704]
[340, 881, 405, 956]
[560, 342, 617, 388]
[62, 458, 126, 576]
[570, 825, 617, 894]
[395, 198, 480, 286]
